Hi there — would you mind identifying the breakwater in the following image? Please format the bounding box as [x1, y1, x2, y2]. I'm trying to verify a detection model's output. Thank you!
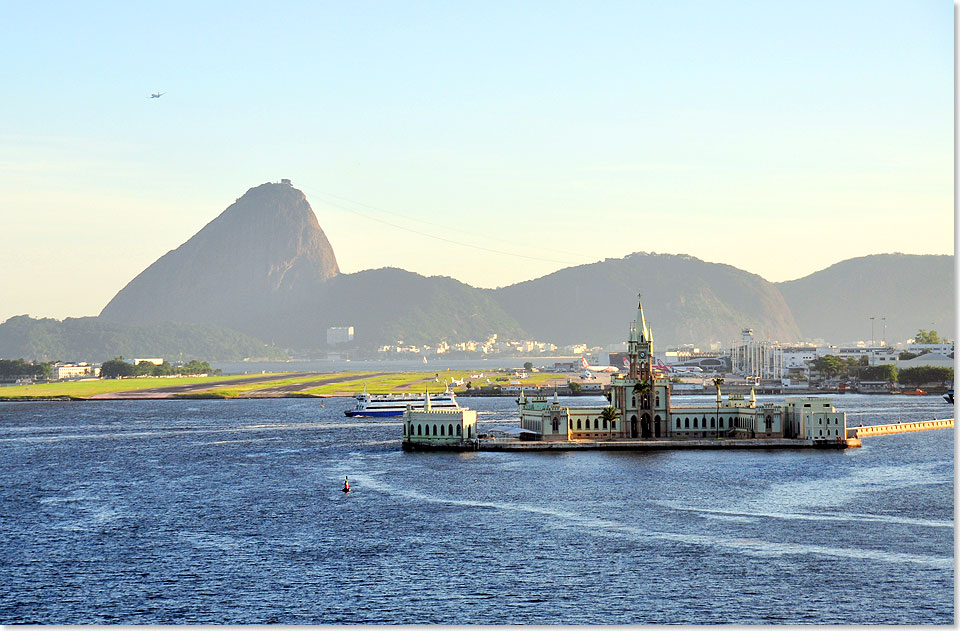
[848, 418, 954, 438]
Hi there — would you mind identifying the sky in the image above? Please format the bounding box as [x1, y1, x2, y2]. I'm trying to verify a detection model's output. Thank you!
[1, 0, 953, 322]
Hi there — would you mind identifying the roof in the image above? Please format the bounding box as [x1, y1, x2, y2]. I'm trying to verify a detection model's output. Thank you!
[503, 427, 541, 436]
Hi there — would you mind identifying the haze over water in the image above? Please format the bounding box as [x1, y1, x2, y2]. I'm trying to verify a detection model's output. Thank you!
[0, 394, 952, 624]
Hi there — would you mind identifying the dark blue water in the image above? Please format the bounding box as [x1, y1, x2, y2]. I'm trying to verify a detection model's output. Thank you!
[0, 394, 953, 624]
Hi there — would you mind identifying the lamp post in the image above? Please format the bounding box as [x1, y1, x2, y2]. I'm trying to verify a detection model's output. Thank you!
[713, 377, 724, 439]
[870, 317, 875, 347]
[882, 317, 887, 346]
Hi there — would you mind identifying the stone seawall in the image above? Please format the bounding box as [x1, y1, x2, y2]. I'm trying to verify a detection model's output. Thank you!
[477, 438, 850, 451]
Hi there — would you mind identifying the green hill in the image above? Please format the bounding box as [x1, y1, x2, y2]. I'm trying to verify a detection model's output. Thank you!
[777, 253, 954, 344]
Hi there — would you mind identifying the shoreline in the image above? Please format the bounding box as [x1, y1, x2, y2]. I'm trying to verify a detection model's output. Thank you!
[0, 390, 949, 402]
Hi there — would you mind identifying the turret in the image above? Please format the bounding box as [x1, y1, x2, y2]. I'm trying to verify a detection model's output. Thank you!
[424, 389, 431, 412]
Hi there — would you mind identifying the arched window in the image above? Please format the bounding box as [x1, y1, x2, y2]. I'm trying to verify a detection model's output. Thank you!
[656, 396, 660, 407]
[457, 424, 462, 436]
[418, 424, 422, 436]
[552, 417, 560, 432]
[440, 425, 445, 436]
[449, 424, 454, 436]
[676, 418, 681, 428]
[611, 421, 616, 429]
[632, 396, 636, 407]
[765, 415, 772, 432]
[602, 419, 608, 429]
[684, 417, 690, 429]
[594, 418, 599, 429]
[693, 417, 698, 428]
[710, 417, 715, 428]
[577, 419, 582, 430]
[719, 417, 724, 428]
[433, 425, 438, 436]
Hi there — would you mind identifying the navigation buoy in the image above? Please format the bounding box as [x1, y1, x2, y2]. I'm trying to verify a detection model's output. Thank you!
[342, 476, 351, 494]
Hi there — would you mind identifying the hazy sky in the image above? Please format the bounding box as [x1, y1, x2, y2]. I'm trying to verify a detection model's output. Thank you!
[2, 1, 952, 322]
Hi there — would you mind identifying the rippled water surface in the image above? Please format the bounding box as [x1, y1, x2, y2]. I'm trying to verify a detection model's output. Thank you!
[0, 394, 953, 624]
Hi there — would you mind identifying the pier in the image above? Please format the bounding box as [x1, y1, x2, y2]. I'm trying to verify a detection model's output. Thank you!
[846, 419, 954, 439]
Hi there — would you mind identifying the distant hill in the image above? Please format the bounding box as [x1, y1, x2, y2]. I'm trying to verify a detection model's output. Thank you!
[0, 316, 286, 363]
[491, 252, 802, 348]
[777, 254, 955, 344]
[246, 267, 527, 349]
[100, 181, 340, 333]
[88, 181, 953, 351]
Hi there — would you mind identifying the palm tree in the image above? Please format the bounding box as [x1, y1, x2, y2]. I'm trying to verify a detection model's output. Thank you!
[600, 406, 620, 439]
[713, 377, 725, 438]
[634, 380, 651, 437]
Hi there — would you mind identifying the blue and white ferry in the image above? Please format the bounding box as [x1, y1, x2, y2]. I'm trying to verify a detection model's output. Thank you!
[344, 387, 461, 417]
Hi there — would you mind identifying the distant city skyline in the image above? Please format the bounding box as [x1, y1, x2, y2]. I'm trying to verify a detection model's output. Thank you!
[2, 0, 952, 322]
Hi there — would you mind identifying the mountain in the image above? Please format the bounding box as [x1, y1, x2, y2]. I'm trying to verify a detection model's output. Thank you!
[0, 316, 286, 363]
[97, 181, 524, 349]
[492, 252, 802, 348]
[100, 180, 340, 333]
[307, 268, 526, 346]
[89, 181, 952, 352]
[777, 254, 955, 344]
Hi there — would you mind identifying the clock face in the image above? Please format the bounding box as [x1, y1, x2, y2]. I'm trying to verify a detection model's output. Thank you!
[639, 351, 646, 358]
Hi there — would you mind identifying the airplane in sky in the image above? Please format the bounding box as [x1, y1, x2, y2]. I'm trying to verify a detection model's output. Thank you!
[150, 91, 165, 98]
[579, 357, 619, 374]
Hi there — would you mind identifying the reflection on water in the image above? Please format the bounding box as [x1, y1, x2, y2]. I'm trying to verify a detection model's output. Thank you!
[0, 394, 953, 624]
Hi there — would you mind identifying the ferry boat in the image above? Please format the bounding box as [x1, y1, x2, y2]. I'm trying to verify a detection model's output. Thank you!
[344, 387, 461, 417]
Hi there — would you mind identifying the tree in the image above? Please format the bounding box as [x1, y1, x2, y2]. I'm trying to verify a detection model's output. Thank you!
[898, 351, 920, 361]
[915, 329, 943, 344]
[100, 357, 135, 379]
[811, 356, 845, 379]
[859, 364, 898, 383]
[568, 381, 582, 394]
[898, 366, 953, 387]
[713, 377, 724, 438]
[523, 361, 533, 371]
[600, 406, 620, 439]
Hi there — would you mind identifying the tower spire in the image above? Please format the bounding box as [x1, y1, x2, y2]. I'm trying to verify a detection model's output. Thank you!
[637, 292, 650, 343]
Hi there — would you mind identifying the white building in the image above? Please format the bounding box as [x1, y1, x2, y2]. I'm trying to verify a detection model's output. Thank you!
[783, 398, 847, 442]
[402, 395, 477, 449]
[730, 329, 783, 379]
[326, 326, 355, 346]
[51, 362, 100, 380]
[907, 343, 954, 356]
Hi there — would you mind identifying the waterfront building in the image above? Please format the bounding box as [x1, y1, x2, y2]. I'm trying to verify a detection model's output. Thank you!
[51, 362, 100, 380]
[402, 392, 478, 449]
[517, 294, 847, 444]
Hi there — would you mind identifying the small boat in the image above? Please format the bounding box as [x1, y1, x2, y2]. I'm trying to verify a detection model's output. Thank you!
[342, 476, 351, 494]
[944, 389, 954, 404]
[903, 388, 927, 396]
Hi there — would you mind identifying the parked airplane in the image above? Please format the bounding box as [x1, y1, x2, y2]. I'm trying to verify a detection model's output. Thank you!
[579, 357, 619, 374]
[653, 358, 700, 374]
[448, 377, 465, 387]
[150, 91, 165, 98]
